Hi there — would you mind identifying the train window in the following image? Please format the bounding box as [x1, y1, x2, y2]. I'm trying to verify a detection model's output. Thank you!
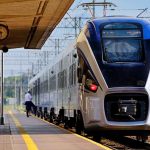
[63, 70, 67, 88]
[102, 23, 143, 63]
[73, 63, 76, 85]
[69, 64, 76, 86]
[102, 30, 141, 38]
[58, 73, 61, 89]
[61, 71, 64, 88]
[69, 66, 73, 86]
[43, 78, 48, 93]
[104, 23, 139, 29]
[50, 75, 56, 91]
[58, 72, 66, 89]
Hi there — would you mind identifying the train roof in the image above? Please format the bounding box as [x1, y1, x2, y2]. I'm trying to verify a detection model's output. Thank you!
[29, 41, 76, 85]
[89, 17, 150, 26]
[86, 17, 150, 39]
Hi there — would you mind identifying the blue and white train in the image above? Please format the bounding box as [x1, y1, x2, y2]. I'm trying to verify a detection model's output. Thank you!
[29, 17, 150, 140]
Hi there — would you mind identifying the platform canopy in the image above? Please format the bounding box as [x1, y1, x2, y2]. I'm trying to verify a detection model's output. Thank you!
[0, 0, 74, 49]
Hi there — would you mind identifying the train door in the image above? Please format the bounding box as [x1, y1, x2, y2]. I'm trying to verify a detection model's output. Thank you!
[57, 60, 63, 115]
[69, 64, 76, 116]
[35, 80, 37, 105]
[37, 78, 40, 106]
[78, 54, 99, 125]
[77, 55, 88, 123]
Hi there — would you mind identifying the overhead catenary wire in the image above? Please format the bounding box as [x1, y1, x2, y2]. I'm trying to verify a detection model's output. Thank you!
[4, 1, 150, 78]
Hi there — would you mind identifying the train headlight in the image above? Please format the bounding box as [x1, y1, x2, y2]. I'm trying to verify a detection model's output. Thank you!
[90, 84, 98, 92]
[85, 79, 98, 92]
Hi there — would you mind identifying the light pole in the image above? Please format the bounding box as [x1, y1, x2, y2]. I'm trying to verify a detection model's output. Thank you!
[0, 24, 9, 125]
[0, 51, 4, 125]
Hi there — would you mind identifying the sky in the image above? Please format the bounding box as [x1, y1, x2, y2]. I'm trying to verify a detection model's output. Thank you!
[71, 0, 150, 18]
[108, 0, 150, 17]
[3, 0, 150, 77]
[115, 0, 150, 9]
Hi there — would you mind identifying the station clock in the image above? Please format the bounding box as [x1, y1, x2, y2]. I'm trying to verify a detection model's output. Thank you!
[0, 24, 9, 40]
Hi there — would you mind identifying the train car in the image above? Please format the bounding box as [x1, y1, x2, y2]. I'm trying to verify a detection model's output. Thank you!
[29, 17, 150, 141]
[29, 43, 78, 124]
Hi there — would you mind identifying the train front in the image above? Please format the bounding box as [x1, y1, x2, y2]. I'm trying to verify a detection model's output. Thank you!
[76, 17, 150, 134]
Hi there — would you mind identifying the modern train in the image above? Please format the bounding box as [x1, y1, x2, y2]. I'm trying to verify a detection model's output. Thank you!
[29, 17, 150, 141]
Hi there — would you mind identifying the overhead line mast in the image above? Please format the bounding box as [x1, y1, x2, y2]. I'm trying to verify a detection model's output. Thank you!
[93, 0, 95, 18]
[78, 0, 117, 18]
[103, 0, 106, 17]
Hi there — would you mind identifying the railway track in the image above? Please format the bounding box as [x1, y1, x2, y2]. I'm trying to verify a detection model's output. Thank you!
[99, 136, 150, 150]
[22, 109, 150, 150]
[52, 121, 150, 150]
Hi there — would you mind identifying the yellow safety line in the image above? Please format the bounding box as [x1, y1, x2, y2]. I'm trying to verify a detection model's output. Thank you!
[32, 115, 112, 150]
[9, 111, 38, 150]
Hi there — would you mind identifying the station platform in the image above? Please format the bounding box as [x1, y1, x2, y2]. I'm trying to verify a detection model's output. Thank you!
[1, 109, 111, 150]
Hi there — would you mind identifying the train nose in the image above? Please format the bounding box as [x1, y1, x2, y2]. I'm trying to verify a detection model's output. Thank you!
[104, 93, 148, 122]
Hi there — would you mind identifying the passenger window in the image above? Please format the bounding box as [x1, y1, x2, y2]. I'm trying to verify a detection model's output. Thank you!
[69, 66, 73, 86]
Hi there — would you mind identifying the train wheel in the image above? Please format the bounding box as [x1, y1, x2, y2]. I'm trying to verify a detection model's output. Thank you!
[55, 116, 60, 125]
[49, 116, 53, 123]
[68, 119, 73, 129]
[75, 116, 82, 134]
[64, 123, 69, 129]
[63, 117, 68, 129]
[136, 135, 148, 143]
[93, 134, 101, 142]
[50, 115, 55, 123]
[75, 123, 82, 134]
[41, 112, 43, 119]
[75, 112, 84, 135]
[37, 111, 40, 117]
[142, 136, 148, 143]
[136, 136, 140, 141]
[49, 107, 55, 123]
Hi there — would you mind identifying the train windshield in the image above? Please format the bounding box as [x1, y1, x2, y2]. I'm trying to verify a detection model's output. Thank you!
[102, 23, 143, 63]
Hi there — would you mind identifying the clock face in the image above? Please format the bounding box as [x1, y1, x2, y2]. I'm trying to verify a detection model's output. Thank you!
[0, 25, 8, 40]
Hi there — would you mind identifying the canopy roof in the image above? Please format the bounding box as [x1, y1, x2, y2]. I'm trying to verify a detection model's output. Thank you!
[0, 0, 74, 49]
